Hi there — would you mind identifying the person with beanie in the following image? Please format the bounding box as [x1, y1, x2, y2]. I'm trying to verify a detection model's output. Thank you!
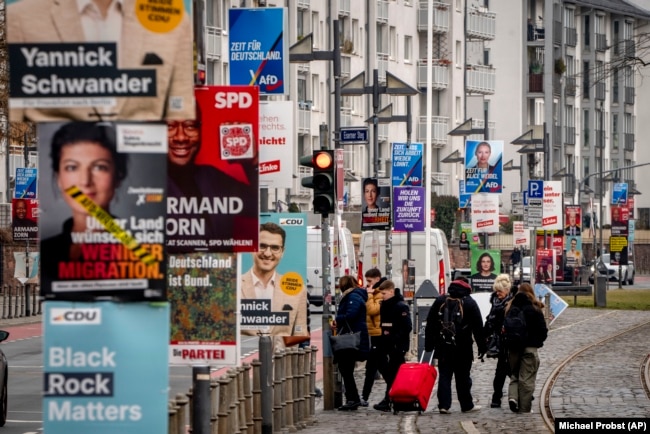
[333, 275, 370, 411]
[484, 274, 514, 408]
[373, 280, 412, 412]
[424, 278, 486, 414]
[360, 268, 387, 406]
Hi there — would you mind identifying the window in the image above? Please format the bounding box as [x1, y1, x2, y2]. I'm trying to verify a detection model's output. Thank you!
[297, 10, 306, 38]
[583, 157, 590, 186]
[582, 61, 590, 98]
[352, 19, 359, 52]
[583, 15, 590, 47]
[311, 12, 319, 49]
[389, 26, 397, 59]
[297, 78, 307, 103]
[455, 97, 461, 124]
[377, 24, 387, 54]
[483, 48, 490, 66]
[404, 36, 412, 63]
[455, 40, 462, 66]
[583, 109, 589, 147]
[612, 68, 620, 103]
[564, 7, 575, 30]
[612, 114, 619, 149]
[311, 75, 319, 111]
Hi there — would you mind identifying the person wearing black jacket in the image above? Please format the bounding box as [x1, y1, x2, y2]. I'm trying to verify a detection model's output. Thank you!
[505, 283, 548, 414]
[333, 275, 370, 411]
[483, 274, 514, 408]
[373, 280, 412, 412]
[425, 279, 486, 414]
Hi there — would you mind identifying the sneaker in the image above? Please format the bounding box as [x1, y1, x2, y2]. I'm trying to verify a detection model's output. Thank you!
[338, 400, 361, 411]
[373, 400, 391, 412]
[508, 399, 519, 413]
[360, 399, 369, 407]
[490, 401, 501, 408]
[462, 405, 482, 413]
[438, 408, 451, 414]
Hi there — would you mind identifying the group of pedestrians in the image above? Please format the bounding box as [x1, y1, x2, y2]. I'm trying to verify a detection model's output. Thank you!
[332, 269, 547, 415]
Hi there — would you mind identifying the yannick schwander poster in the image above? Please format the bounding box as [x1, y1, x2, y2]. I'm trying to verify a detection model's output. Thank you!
[38, 122, 168, 301]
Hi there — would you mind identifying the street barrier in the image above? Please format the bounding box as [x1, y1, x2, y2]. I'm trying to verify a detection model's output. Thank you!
[1, 284, 40, 320]
[168, 346, 319, 434]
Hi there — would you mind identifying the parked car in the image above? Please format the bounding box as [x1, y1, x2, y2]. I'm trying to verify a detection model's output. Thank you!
[513, 256, 531, 284]
[0, 330, 9, 426]
[452, 268, 472, 281]
[588, 253, 635, 285]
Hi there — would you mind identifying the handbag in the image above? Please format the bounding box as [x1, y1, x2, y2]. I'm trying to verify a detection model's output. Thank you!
[330, 322, 361, 353]
[485, 332, 501, 358]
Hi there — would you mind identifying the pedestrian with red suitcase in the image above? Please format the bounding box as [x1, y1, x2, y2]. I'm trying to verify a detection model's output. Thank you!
[424, 278, 486, 414]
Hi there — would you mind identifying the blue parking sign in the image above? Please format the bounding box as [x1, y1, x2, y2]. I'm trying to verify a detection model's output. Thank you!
[528, 180, 544, 198]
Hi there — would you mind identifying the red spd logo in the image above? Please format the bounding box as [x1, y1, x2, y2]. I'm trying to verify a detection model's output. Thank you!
[220, 124, 254, 160]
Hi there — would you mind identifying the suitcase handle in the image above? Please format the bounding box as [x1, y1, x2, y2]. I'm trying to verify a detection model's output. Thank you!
[419, 350, 435, 365]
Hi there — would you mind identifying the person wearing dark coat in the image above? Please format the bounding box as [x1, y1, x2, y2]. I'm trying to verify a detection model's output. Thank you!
[333, 275, 370, 411]
[505, 283, 548, 414]
[483, 274, 514, 408]
[425, 278, 486, 414]
[373, 280, 412, 412]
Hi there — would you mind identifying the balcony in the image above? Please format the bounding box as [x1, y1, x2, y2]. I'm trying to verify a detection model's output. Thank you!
[338, 0, 350, 16]
[467, 8, 496, 40]
[206, 26, 223, 61]
[377, 53, 389, 84]
[625, 133, 635, 151]
[417, 2, 450, 33]
[377, 0, 389, 24]
[553, 125, 562, 145]
[417, 60, 449, 89]
[565, 126, 576, 145]
[417, 116, 449, 148]
[297, 0, 309, 10]
[565, 27, 577, 47]
[341, 107, 352, 127]
[468, 119, 495, 141]
[297, 106, 311, 135]
[297, 63, 310, 74]
[466, 64, 495, 94]
[553, 20, 562, 45]
[623, 40, 636, 58]
[529, 73, 543, 93]
[378, 123, 389, 142]
[431, 172, 451, 196]
[553, 74, 561, 96]
[595, 33, 607, 52]
[565, 77, 576, 97]
[527, 20, 544, 41]
[624, 87, 635, 104]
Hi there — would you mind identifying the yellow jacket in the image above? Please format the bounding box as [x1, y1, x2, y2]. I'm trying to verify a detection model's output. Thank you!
[366, 289, 383, 337]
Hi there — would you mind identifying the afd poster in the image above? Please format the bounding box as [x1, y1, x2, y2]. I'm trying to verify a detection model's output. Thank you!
[7, 0, 195, 122]
[229, 7, 288, 94]
[43, 302, 169, 434]
[168, 253, 238, 366]
[38, 122, 167, 301]
[240, 213, 309, 339]
[391, 142, 423, 187]
[167, 86, 259, 254]
[14, 167, 37, 199]
[459, 180, 471, 209]
[470, 249, 501, 293]
[464, 140, 503, 193]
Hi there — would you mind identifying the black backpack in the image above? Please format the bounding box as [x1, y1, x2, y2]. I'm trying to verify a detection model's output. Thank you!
[502, 305, 527, 351]
[438, 296, 464, 346]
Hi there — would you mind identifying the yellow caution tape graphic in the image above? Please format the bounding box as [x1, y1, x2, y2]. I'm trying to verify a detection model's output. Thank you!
[65, 185, 157, 265]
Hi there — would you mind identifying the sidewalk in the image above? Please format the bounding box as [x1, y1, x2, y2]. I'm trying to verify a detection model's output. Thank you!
[304, 307, 650, 433]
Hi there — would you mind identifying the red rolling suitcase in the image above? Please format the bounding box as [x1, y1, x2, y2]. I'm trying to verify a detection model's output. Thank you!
[388, 352, 437, 413]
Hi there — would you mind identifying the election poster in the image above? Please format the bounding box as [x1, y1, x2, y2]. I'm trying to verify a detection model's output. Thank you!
[535, 248, 556, 284]
[259, 100, 294, 189]
[168, 253, 238, 366]
[393, 187, 425, 232]
[240, 213, 309, 340]
[542, 181, 563, 231]
[38, 122, 167, 301]
[361, 177, 391, 231]
[229, 7, 288, 95]
[167, 86, 260, 254]
[12, 198, 39, 241]
[392, 142, 423, 187]
[459, 180, 471, 209]
[43, 301, 169, 434]
[534, 284, 568, 324]
[464, 140, 503, 193]
[459, 222, 471, 250]
[471, 193, 499, 233]
[13, 251, 40, 284]
[7, 0, 195, 122]
[470, 249, 501, 293]
[513, 221, 530, 248]
[14, 167, 37, 199]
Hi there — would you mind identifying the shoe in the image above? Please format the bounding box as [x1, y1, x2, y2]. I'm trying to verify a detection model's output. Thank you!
[508, 399, 519, 413]
[373, 400, 391, 412]
[338, 400, 361, 411]
[439, 408, 451, 414]
[360, 399, 369, 407]
[462, 405, 482, 413]
[490, 401, 501, 408]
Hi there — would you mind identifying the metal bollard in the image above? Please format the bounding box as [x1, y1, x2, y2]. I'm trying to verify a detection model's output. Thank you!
[242, 364, 254, 433]
[273, 350, 283, 432]
[192, 365, 212, 434]
[302, 347, 313, 425]
[227, 369, 240, 434]
[169, 400, 179, 434]
[210, 378, 219, 434]
[175, 393, 189, 434]
[236, 367, 247, 434]
[217, 375, 230, 434]
[251, 359, 262, 434]
[284, 348, 295, 432]
[292, 349, 303, 428]
[309, 346, 318, 418]
[259, 336, 274, 434]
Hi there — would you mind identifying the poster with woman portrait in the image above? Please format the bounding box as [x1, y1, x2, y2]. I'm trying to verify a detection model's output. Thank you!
[470, 249, 501, 293]
[361, 177, 391, 231]
[464, 140, 503, 193]
[38, 122, 168, 301]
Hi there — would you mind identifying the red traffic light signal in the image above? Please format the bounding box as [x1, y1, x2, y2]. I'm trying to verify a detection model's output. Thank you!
[299, 150, 336, 216]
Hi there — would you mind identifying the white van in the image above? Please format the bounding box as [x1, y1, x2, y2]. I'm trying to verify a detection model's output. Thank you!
[306, 225, 357, 307]
[358, 228, 451, 296]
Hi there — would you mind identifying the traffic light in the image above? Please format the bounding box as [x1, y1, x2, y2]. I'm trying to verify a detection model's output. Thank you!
[300, 150, 336, 216]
